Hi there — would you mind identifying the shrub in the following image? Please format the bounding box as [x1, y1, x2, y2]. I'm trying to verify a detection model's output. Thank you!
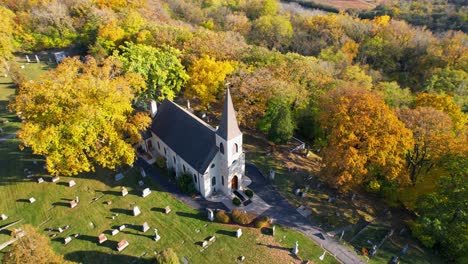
[232, 197, 241, 206]
[254, 215, 270, 228]
[232, 209, 256, 225]
[215, 210, 230, 224]
[176, 173, 196, 195]
[156, 248, 179, 264]
[156, 156, 166, 169]
[244, 189, 253, 198]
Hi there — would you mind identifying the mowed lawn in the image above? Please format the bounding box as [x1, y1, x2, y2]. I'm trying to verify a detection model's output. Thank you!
[0, 59, 339, 263]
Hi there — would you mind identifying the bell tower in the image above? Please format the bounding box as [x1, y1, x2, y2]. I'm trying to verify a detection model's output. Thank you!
[215, 88, 244, 194]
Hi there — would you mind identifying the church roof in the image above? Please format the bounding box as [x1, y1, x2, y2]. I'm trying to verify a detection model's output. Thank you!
[216, 88, 242, 140]
[150, 99, 218, 173]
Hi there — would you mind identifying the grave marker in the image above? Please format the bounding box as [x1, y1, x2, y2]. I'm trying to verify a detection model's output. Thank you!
[98, 234, 107, 244]
[294, 188, 300, 196]
[236, 228, 242, 238]
[111, 229, 119, 236]
[402, 244, 409, 255]
[319, 250, 326, 261]
[207, 209, 214, 222]
[26, 55, 30, 63]
[269, 168, 275, 180]
[68, 180, 76, 187]
[117, 240, 129, 252]
[70, 200, 77, 208]
[201, 241, 208, 247]
[1, 214, 7, 220]
[208, 236, 216, 242]
[35, 55, 40, 63]
[58, 227, 64, 233]
[115, 173, 124, 181]
[119, 224, 126, 231]
[142, 222, 149, 232]
[153, 228, 160, 241]
[292, 241, 299, 255]
[29, 197, 36, 203]
[37, 177, 44, 184]
[164, 206, 171, 214]
[271, 225, 275, 236]
[133, 206, 141, 216]
[64, 237, 72, 245]
[52, 176, 60, 183]
[142, 188, 151, 197]
[121, 187, 128, 197]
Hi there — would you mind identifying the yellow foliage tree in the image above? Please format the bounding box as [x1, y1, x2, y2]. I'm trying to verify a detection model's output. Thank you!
[320, 87, 413, 192]
[2, 225, 71, 264]
[185, 55, 235, 108]
[10, 57, 150, 176]
[416, 93, 467, 132]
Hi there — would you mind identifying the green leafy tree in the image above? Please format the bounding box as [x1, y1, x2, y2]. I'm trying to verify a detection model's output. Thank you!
[411, 155, 468, 263]
[250, 15, 293, 51]
[114, 42, 189, 102]
[155, 248, 179, 264]
[10, 57, 151, 176]
[267, 102, 294, 144]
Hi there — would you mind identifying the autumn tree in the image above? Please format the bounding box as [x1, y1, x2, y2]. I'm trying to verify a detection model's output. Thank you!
[319, 87, 413, 192]
[155, 248, 179, 264]
[184, 55, 235, 109]
[416, 93, 467, 132]
[2, 225, 70, 264]
[114, 42, 189, 102]
[0, 6, 17, 71]
[398, 107, 465, 185]
[250, 15, 293, 51]
[10, 57, 151, 176]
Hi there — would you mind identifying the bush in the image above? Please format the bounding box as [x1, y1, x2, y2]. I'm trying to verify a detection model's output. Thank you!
[156, 156, 166, 169]
[215, 210, 230, 224]
[156, 248, 179, 264]
[254, 215, 270, 228]
[232, 209, 256, 225]
[232, 197, 241, 206]
[244, 189, 253, 198]
[176, 173, 196, 195]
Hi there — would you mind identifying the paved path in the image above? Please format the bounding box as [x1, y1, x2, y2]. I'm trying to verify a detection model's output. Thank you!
[245, 164, 365, 264]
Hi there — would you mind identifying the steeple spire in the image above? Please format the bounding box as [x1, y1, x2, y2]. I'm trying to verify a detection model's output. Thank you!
[217, 87, 241, 140]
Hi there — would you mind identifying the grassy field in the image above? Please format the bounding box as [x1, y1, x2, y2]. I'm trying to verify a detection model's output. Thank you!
[243, 132, 443, 264]
[0, 58, 339, 263]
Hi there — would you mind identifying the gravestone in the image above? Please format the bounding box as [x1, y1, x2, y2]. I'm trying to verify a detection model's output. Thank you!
[69, 200, 77, 208]
[119, 224, 126, 231]
[202, 241, 208, 247]
[340, 230, 345, 240]
[115, 173, 124, 181]
[133, 206, 141, 216]
[1, 214, 7, 220]
[153, 228, 161, 241]
[26, 55, 30, 63]
[52, 176, 60, 183]
[207, 209, 214, 222]
[305, 185, 310, 192]
[239, 256, 245, 262]
[58, 227, 64, 233]
[402, 244, 409, 255]
[164, 206, 171, 214]
[271, 225, 275, 236]
[208, 236, 216, 242]
[142, 222, 149, 232]
[294, 189, 300, 196]
[68, 180, 76, 187]
[35, 55, 40, 63]
[98, 234, 107, 244]
[140, 168, 146, 178]
[117, 240, 129, 252]
[37, 177, 44, 184]
[111, 229, 119, 236]
[29, 197, 36, 203]
[64, 237, 72, 245]
[121, 187, 128, 197]
[301, 192, 305, 198]
[351, 193, 356, 201]
[138, 180, 144, 187]
[319, 250, 326, 261]
[269, 168, 275, 180]
[292, 241, 299, 255]
[142, 188, 151, 197]
[75, 196, 79, 203]
[236, 228, 242, 238]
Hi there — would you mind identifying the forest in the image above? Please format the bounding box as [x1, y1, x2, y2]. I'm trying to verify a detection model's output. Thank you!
[0, 0, 466, 262]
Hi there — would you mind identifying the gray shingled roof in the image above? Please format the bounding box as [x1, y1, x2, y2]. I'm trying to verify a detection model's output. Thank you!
[216, 88, 242, 140]
[150, 99, 218, 173]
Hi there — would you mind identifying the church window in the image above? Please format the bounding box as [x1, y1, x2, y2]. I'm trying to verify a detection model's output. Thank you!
[211, 164, 215, 168]
[221, 176, 224, 186]
[233, 143, 238, 154]
[183, 165, 186, 172]
[212, 177, 216, 186]
[173, 156, 176, 164]
[232, 159, 237, 165]
[193, 174, 197, 183]
[164, 147, 166, 155]
[220, 143, 224, 154]
[157, 141, 160, 150]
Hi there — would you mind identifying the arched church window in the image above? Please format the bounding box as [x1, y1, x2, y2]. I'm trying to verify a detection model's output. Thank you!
[212, 177, 216, 186]
[173, 156, 176, 164]
[193, 174, 197, 183]
[164, 147, 166, 155]
[220, 143, 224, 154]
[157, 141, 160, 150]
[233, 143, 238, 155]
[211, 164, 215, 168]
[221, 176, 224, 186]
[183, 165, 186, 172]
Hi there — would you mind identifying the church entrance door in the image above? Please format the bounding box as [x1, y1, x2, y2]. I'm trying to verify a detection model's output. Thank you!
[231, 176, 238, 190]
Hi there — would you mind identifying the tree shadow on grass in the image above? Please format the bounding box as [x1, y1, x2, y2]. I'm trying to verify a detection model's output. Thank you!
[256, 242, 291, 252]
[121, 230, 153, 240]
[110, 208, 132, 216]
[64, 250, 154, 264]
[96, 190, 121, 196]
[215, 229, 235, 237]
[175, 211, 204, 220]
[150, 207, 166, 213]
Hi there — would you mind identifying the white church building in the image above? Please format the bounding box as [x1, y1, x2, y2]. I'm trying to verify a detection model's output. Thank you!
[143, 88, 245, 198]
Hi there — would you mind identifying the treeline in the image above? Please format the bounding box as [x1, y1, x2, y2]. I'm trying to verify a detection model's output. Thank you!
[1, 0, 466, 262]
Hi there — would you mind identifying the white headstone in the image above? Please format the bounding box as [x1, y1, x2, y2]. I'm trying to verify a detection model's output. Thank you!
[202, 240, 208, 247]
[98, 234, 107, 244]
[292, 241, 299, 255]
[142, 188, 151, 197]
[119, 224, 126, 231]
[207, 209, 214, 222]
[29, 197, 36, 203]
[294, 189, 300, 196]
[402, 244, 409, 255]
[319, 250, 326, 260]
[142, 222, 149, 232]
[269, 169, 275, 180]
[35, 55, 40, 63]
[121, 187, 128, 197]
[153, 228, 161, 241]
[52, 176, 60, 183]
[272, 225, 275, 236]
[68, 180, 76, 187]
[115, 173, 124, 181]
[26, 55, 30, 62]
[236, 228, 242, 238]
[133, 206, 141, 216]
[0, 214, 7, 220]
[64, 237, 72, 245]
[70, 200, 77, 208]
[58, 227, 64, 233]
[37, 177, 44, 184]
[164, 206, 171, 214]
[111, 229, 119, 236]
[75, 196, 79, 203]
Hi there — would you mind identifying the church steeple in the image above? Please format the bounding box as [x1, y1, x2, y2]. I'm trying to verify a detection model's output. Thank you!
[216, 87, 241, 140]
